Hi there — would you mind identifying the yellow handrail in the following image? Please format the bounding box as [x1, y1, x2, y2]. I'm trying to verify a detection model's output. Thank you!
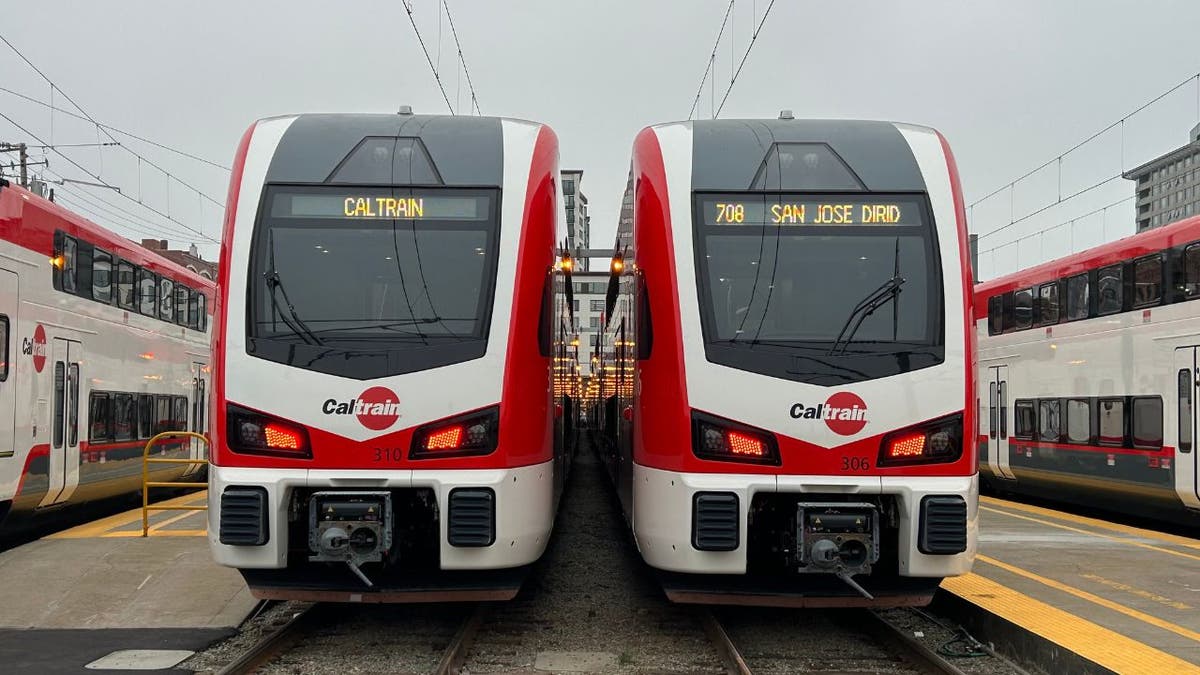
[141, 431, 210, 537]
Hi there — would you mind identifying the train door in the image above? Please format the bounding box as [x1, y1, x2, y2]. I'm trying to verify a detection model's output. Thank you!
[985, 365, 1015, 480]
[1171, 347, 1200, 509]
[0, 270, 15, 462]
[187, 361, 208, 474]
[41, 337, 82, 506]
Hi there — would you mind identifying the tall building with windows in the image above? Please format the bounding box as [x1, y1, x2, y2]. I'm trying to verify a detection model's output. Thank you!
[561, 169, 590, 271]
[616, 171, 633, 253]
[1123, 123, 1200, 232]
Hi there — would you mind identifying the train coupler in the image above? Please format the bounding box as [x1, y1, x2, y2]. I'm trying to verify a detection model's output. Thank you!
[308, 491, 393, 587]
[795, 501, 881, 599]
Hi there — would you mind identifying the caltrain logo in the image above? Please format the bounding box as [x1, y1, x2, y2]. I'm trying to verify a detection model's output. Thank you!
[21, 324, 47, 373]
[322, 386, 401, 431]
[789, 392, 868, 436]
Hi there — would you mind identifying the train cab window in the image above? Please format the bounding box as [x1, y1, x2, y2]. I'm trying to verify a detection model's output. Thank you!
[175, 285, 189, 326]
[1097, 265, 1123, 315]
[116, 260, 136, 310]
[1013, 400, 1036, 440]
[1132, 255, 1162, 308]
[89, 392, 111, 443]
[138, 268, 157, 317]
[92, 249, 113, 304]
[1179, 369, 1193, 454]
[53, 363, 65, 449]
[1066, 399, 1092, 444]
[112, 393, 136, 442]
[0, 315, 8, 382]
[1182, 243, 1200, 299]
[1035, 283, 1059, 326]
[1098, 398, 1125, 446]
[154, 395, 173, 435]
[1131, 397, 1163, 449]
[61, 235, 78, 293]
[159, 278, 175, 322]
[1013, 288, 1033, 330]
[1065, 273, 1089, 321]
[987, 295, 1002, 335]
[173, 396, 188, 432]
[138, 394, 154, 439]
[1038, 399, 1061, 442]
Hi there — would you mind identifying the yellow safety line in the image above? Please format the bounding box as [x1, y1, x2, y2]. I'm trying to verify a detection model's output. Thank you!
[980, 505, 1200, 563]
[977, 555, 1200, 644]
[46, 491, 208, 539]
[941, 574, 1200, 674]
[147, 509, 203, 533]
[982, 496, 1200, 550]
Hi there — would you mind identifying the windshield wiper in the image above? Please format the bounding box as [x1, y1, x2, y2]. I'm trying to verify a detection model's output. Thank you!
[827, 275, 905, 356]
[264, 270, 324, 346]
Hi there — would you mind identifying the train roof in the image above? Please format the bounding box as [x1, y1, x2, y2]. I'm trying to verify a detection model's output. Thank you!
[0, 178, 215, 291]
[976, 214, 1200, 297]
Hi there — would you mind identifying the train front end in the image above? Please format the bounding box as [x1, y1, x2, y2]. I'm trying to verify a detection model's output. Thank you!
[209, 113, 563, 602]
[611, 118, 977, 607]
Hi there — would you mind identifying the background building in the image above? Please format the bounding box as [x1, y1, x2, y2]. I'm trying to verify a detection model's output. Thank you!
[561, 169, 590, 271]
[1123, 123, 1200, 232]
[140, 239, 217, 279]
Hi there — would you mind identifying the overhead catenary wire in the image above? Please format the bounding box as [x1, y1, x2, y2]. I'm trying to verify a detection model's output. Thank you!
[45, 168, 207, 242]
[442, 0, 481, 115]
[714, 0, 777, 117]
[402, 0, 456, 114]
[977, 194, 1136, 258]
[687, 0, 735, 121]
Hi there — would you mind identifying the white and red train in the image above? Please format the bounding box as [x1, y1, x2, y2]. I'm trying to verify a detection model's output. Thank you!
[592, 117, 978, 607]
[976, 215, 1200, 527]
[0, 179, 213, 529]
[208, 112, 572, 601]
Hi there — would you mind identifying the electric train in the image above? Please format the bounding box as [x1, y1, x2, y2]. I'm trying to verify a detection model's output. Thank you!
[976, 215, 1200, 527]
[592, 115, 978, 607]
[0, 179, 213, 531]
[208, 112, 573, 602]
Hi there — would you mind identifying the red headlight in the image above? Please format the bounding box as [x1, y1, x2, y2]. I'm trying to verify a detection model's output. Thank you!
[878, 414, 963, 466]
[410, 407, 498, 459]
[692, 411, 780, 465]
[226, 404, 311, 458]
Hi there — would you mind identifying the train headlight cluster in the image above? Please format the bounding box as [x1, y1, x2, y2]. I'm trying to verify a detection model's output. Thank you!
[878, 413, 963, 466]
[226, 404, 312, 458]
[410, 406, 499, 459]
[691, 411, 780, 466]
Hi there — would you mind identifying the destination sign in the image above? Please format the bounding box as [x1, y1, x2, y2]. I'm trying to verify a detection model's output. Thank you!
[271, 191, 489, 221]
[699, 195, 924, 227]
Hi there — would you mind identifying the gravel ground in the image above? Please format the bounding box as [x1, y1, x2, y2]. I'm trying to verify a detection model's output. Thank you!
[461, 442, 726, 673]
[876, 608, 1030, 675]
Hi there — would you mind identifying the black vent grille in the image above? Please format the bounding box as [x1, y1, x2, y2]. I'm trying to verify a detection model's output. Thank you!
[692, 492, 739, 551]
[219, 487, 268, 546]
[448, 488, 495, 547]
[919, 496, 968, 554]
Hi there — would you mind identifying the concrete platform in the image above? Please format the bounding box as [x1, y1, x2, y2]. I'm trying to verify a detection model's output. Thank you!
[939, 495, 1200, 674]
[0, 491, 256, 673]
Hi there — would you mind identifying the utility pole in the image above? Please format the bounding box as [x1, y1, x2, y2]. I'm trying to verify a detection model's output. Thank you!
[0, 142, 30, 187]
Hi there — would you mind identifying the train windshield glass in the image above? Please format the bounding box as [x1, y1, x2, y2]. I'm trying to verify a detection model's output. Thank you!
[247, 186, 500, 378]
[693, 193, 944, 384]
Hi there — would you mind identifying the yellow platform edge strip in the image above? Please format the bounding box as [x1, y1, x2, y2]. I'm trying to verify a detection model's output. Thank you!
[46, 490, 208, 539]
[981, 496, 1200, 550]
[942, 574, 1200, 674]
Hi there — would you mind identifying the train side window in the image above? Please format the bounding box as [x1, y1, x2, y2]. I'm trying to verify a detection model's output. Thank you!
[1013, 400, 1036, 440]
[89, 392, 112, 443]
[1066, 399, 1091, 444]
[1013, 288, 1033, 330]
[173, 396, 188, 432]
[1097, 264, 1123, 315]
[1038, 399, 1062, 442]
[138, 268, 157, 317]
[987, 295, 1003, 335]
[61, 235, 78, 293]
[1098, 398, 1125, 446]
[1065, 273, 1089, 320]
[113, 393, 136, 442]
[1179, 369, 1193, 454]
[0, 315, 8, 381]
[154, 395, 173, 435]
[1183, 243, 1200, 299]
[197, 293, 207, 332]
[999, 382, 1008, 439]
[138, 394, 154, 439]
[1132, 397, 1163, 449]
[116, 260, 136, 310]
[188, 291, 199, 329]
[68, 363, 79, 447]
[92, 248, 113, 304]
[1035, 283, 1059, 326]
[1000, 293, 1015, 332]
[988, 382, 997, 440]
[175, 285, 190, 326]
[198, 379, 207, 435]
[159, 278, 175, 322]
[53, 362, 65, 449]
[1132, 254, 1162, 308]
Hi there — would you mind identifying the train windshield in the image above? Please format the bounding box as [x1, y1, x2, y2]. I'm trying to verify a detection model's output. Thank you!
[247, 185, 500, 379]
[693, 193, 944, 385]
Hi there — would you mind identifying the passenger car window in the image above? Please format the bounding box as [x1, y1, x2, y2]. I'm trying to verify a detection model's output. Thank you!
[1014, 400, 1036, 439]
[139, 394, 154, 438]
[1066, 273, 1089, 320]
[1097, 265, 1122, 315]
[1036, 283, 1059, 326]
[112, 393, 136, 442]
[159, 278, 175, 322]
[89, 392, 111, 442]
[1098, 398, 1125, 446]
[1132, 255, 1161, 308]
[1180, 370, 1193, 454]
[1038, 399, 1061, 442]
[116, 261, 136, 309]
[1183, 243, 1200, 299]
[138, 268, 157, 316]
[0, 315, 8, 382]
[1013, 288, 1033, 329]
[92, 248, 113, 303]
[1131, 397, 1163, 449]
[1066, 399, 1091, 444]
[175, 285, 190, 326]
[988, 295, 1002, 335]
[61, 236, 78, 293]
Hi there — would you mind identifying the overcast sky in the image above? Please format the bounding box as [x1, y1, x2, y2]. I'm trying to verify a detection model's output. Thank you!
[4, 1, 1200, 279]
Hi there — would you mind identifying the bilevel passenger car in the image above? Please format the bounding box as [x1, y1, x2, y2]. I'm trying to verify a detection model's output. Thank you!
[977, 215, 1200, 527]
[209, 112, 573, 602]
[0, 179, 214, 530]
[592, 116, 978, 607]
